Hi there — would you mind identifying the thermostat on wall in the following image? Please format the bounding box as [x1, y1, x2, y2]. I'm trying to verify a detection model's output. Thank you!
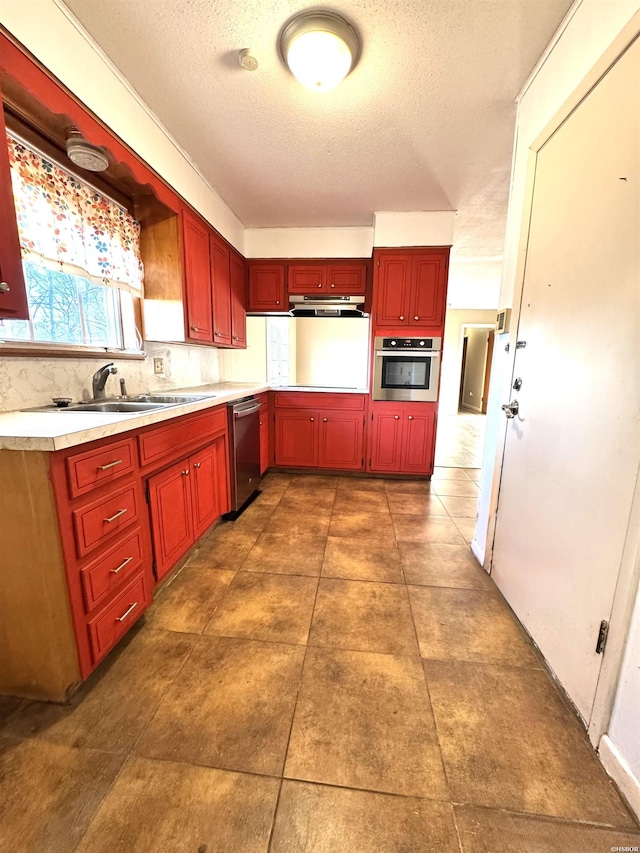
[496, 307, 512, 334]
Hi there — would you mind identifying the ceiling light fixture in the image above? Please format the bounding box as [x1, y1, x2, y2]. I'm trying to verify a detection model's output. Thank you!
[66, 129, 109, 172]
[279, 10, 360, 93]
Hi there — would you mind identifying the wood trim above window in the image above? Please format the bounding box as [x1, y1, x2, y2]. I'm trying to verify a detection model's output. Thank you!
[0, 342, 145, 360]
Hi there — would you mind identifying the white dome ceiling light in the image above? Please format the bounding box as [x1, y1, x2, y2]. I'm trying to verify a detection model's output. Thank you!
[279, 10, 361, 93]
[66, 129, 109, 172]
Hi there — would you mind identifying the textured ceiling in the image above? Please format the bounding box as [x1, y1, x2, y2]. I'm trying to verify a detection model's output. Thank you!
[61, 0, 573, 307]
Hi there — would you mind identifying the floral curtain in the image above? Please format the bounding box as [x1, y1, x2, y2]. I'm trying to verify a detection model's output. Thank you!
[6, 132, 143, 294]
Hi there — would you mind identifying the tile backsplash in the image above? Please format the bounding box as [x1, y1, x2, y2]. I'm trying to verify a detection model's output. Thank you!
[0, 341, 220, 412]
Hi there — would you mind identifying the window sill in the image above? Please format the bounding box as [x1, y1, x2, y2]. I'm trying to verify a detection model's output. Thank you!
[0, 342, 146, 360]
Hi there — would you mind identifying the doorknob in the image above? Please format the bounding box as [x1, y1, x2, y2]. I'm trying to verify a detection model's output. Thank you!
[501, 400, 519, 419]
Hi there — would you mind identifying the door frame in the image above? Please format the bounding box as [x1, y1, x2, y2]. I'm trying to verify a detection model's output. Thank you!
[482, 20, 640, 748]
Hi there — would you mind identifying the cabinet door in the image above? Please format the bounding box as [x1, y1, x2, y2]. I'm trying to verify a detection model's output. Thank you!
[319, 411, 364, 470]
[210, 234, 232, 347]
[0, 97, 28, 319]
[148, 459, 194, 581]
[327, 263, 367, 294]
[288, 264, 326, 294]
[409, 254, 447, 328]
[374, 253, 410, 326]
[182, 211, 213, 343]
[229, 250, 246, 348]
[369, 410, 403, 472]
[275, 410, 318, 467]
[259, 405, 269, 474]
[190, 443, 222, 539]
[247, 263, 286, 311]
[400, 410, 435, 475]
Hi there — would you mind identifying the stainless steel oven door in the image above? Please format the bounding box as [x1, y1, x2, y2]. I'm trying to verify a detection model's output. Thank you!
[373, 351, 441, 402]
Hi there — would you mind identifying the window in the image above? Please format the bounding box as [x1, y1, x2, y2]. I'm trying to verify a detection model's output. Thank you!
[0, 132, 143, 351]
[266, 317, 292, 385]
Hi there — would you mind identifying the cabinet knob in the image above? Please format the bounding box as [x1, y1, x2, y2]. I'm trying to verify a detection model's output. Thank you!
[233, 336, 239, 341]
[323, 417, 328, 422]
[310, 417, 314, 422]
[276, 300, 280, 304]
[330, 283, 335, 288]
[318, 283, 322, 288]
[259, 421, 263, 426]
[0, 281, 10, 293]
[394, 415, 399, 420]
[214, 331, 220, 337]
[408, 416, 413, 420]
[182, 469, 190, 476]
[414, 316, 419, 321]
[193, 462, 201, 469]
[399, 315, 405, 321]
[190, 325, 199, 332]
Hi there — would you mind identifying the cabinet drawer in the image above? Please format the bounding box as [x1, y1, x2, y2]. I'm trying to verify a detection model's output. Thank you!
[274, 392, 366, 411]
[80, 528, 144, 612]
[138, 407, 226, 468]
[73, 482, 139, 557]
[66, 438, 136, 499]
[87, 571, 150, 664]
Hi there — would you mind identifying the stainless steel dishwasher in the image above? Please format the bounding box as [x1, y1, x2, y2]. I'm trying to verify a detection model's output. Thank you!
[226, 396, 262, 517]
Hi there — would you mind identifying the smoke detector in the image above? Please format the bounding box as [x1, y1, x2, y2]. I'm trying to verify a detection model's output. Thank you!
[239, 49, 259, 71]
[66, 130, 109, 172]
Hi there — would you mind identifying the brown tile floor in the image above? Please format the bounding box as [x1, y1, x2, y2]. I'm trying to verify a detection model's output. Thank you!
[1, 469, 638, 852]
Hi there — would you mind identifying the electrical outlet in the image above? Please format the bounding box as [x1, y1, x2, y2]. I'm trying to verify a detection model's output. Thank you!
[153, 357, 164, 376]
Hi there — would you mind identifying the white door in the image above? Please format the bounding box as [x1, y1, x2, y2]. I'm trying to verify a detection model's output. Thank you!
[491, 38, 640, 722]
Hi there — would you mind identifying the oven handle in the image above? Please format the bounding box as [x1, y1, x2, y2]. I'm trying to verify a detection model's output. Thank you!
[374, 351, 440, 358]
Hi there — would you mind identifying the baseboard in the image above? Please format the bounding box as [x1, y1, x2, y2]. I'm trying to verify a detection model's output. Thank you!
[599, 734, 640, 821]
[470, 537, 485, 567]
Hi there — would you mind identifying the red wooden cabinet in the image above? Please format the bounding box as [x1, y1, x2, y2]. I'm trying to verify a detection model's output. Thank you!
[148, 458, 194, 580]
[210, 233, 232, 347]
[258, 394, 270, 474]
[0, 95, 28, 319]
[318, 411, 364, 470]
[247, 263, 286, 311]
[275, 410, 318, 467]
[373, 248, 449, 330]
[229, 249, 246, 348]
[287, 261, 367, 295]
[182, 210, 213, 343]
[369, 402, 436, 475]
[288, 265, 326, 293]
[327, 263, 367, 294]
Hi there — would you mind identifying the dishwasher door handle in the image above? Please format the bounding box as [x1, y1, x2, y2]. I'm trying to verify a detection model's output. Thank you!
[233, 404, 261, 419]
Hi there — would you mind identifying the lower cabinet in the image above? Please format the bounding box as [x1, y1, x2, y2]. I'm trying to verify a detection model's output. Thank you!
[148, 436, 228, 581]
[258, 395, 270, 474]
[275, 406, 365, 470]
[369, 402, 436, 475]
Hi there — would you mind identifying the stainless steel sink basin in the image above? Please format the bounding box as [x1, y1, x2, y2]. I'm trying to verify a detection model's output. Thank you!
[68, 401, 168, 413]
[129, 394, 212, 405]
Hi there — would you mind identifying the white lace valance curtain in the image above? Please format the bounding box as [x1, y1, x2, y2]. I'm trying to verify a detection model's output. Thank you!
[6, 132, 143, 294]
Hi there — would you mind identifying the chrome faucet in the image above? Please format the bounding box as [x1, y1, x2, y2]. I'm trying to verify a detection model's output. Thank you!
[92, 362, 117, 399]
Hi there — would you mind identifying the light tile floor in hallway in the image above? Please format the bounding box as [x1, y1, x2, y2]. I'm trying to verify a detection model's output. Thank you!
[435, 412, 487, 468]
[1, 471, 639, 852]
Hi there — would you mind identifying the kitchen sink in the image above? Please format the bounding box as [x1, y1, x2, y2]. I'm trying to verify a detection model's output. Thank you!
[128, 394, 212, 404]
[66, 401, 168, 413]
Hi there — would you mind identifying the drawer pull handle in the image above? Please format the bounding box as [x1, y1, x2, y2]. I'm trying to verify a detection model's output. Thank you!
[110, 556, 133, 575]
[98, 459, 123, 471]
[104, 508, 127, 523]
[116, 601, 138, 623]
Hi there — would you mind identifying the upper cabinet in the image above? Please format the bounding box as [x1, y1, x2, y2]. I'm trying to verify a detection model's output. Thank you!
[0, 95, 28, 319]
[373, 248, 449, 331]
[182, 210, 213, 343]
[288, 261, 367, 295]
[229, 250, 246, 348]
[247, 262, 286, 311]
[210, 232, 232, 347]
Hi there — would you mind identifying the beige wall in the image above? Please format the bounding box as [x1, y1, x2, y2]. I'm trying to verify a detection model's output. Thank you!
[295, 318, 370, 389]
[439, 309, 496, 416]
[461, 327, 489, 413]
[217, 317, 268, 384]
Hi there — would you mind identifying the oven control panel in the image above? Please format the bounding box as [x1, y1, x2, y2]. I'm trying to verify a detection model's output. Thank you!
[378, 337, 442, 351]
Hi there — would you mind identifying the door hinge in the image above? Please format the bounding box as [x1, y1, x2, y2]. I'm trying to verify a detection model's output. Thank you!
[595, 620, 609, 655]
[515, 340, 527, 349]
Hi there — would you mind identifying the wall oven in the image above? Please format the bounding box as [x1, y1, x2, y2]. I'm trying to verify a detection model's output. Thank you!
[373, 336, 442, 402]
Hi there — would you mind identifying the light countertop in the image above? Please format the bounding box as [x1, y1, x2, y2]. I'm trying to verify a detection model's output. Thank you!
[0, 383, 369, 451]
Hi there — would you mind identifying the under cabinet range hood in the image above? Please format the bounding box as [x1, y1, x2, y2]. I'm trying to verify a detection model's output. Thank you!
[289, 295, 367, 317]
